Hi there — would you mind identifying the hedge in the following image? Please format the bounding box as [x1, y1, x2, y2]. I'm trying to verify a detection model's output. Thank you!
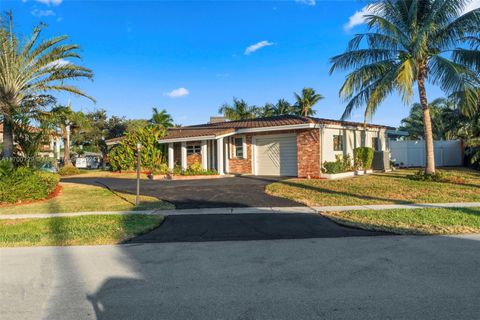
[58, 165, 81, 176]
[353, 147, 375, 170]
[0, 167, 60, 204]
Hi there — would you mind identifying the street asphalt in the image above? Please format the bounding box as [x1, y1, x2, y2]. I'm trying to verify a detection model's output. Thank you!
[2, 234, 480, 320]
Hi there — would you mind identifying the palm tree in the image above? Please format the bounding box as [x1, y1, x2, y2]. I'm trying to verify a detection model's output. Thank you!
[273, 99, 294, 116]
[48, 103, 88, 166]
[218, 98, 258, 120]
[293, 88, 324, 116]
[257, 103, 276, 118]
[0, 12, 94, 158]
[330, 0, 480, 174]
[151, 107, 174, 128]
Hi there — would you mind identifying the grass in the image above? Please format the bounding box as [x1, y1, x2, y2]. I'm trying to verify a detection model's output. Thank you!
[0, 214, 164, 247]
[266, 168, 480, 206]
[0, 182, 174, 215]
[71, 169, 151, 180]
[322, 207, 480, 234]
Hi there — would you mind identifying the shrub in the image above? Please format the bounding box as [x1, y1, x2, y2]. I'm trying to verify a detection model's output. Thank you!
[108, 125, 167, 172]
[151, 163, 170, 175]
[409, 170, 445, 182]
[322, 155, 353, 174]
[0, 167, 60, 203]
[58, 165, 81, 176]
[172, 162, 218, 176]
[353, 147, 375, 170]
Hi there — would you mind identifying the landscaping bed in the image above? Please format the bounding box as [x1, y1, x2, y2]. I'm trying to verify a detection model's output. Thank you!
[266, 168, 480, 206]
[322, 207, 480, 234]
[0, 182, 174, 215]
[0, 214, 164, 247]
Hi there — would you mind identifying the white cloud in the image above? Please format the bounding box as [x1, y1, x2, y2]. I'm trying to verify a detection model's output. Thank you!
[295, 0, 316, 6]
[244, 40, 274, 55]
[31, 9, 56, 17]
[463, 0, 480, 13]
[44, 59, 70, 69]
[35, 0, 63, 5]
[344, 5, 375, 31]
[164, 87, 189, 98]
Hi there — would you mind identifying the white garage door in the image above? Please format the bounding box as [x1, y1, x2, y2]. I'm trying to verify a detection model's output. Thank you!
[255, 135, 298, 176]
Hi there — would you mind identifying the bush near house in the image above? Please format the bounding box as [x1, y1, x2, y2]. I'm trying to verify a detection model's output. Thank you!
[172, 161, 218, 176]
[0, 162, 60, 204]
[108, 125, 167, 172]
[58, 165, 81, 176]
[353, 147, 374, 170]
[322, 155, 353, 174]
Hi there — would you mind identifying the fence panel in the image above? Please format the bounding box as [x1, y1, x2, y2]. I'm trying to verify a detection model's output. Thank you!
[390, 140, 463, 167]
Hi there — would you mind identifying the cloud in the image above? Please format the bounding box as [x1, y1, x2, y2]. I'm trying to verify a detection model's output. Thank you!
[34, 0, 63, 5]
[164, 87, 189, 98]
[31, 9, 56, 17]
[295, 0, 316, 6]
[244, 40, 274, 55]
[344, 5, 375, 31]
[344, 1, 480, 31]
[43, 58, 70, 69]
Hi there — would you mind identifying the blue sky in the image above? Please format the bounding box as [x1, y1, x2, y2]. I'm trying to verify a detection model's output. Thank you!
[2, 0, 454, 127]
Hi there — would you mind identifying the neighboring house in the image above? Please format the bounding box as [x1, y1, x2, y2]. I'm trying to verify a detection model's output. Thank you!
[0, 123, 62, 159]
[107, 115, 391, 178]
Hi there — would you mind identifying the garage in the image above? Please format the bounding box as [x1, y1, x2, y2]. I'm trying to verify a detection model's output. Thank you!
[254, 134, 298, 176]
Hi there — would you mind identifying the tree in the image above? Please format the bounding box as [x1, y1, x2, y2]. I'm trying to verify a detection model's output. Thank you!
[273, 99, 294, 116]
[219, 98, 258, 120]
[0, 12, 94, 158]
[330, 0, 480, 174]
[257, 103, 276, 118]
[151, 107, 174, 127]
[293, 88, 324, 116]
[48, 104, 88, 166]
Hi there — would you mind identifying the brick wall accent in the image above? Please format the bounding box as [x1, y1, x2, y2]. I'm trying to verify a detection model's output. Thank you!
[173, 142, 203, 167]
[297, 129, 320, 178]
[228, 135, 252, 174]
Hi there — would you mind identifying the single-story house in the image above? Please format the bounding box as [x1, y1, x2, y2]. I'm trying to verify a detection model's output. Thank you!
[108, 115, 392, 178]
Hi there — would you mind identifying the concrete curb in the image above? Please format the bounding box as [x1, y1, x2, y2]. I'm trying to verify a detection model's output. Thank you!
[1, 202, 479, 220]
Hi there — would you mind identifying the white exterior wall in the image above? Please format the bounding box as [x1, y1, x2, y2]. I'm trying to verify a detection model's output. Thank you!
[320, 126, 388, 163]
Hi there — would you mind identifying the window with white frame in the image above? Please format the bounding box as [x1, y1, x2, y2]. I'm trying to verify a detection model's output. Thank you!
[187, 144, 201, 155]
[333, 135, 343, 151]
[234, 137, 244, 159]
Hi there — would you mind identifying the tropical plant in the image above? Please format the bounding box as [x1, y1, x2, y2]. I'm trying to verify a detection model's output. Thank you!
[293, 87, 324, 116]
[257, 103, 276, 118]
[108, 125, 167, 171]
[329, 0, 480, 174]
[48, 104, 88, 166]
[353, 147, 375, 170]
[274, 99, 294, 116]
[219, 98, 258, 120]
[0, 12, 94, 158]
[151, 107, 174, 127]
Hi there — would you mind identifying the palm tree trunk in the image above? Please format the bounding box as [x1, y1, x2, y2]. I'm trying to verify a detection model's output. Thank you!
[62, 125, 72, 166]
[417, 68, 436, 175]
[1, 115, 14, 159]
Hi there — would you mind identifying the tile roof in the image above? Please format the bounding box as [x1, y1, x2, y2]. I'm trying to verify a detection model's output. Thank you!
[187, 115, 315, 129]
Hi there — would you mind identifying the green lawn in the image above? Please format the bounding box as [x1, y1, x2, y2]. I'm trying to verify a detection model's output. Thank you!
[266, 168, 480, 206]
[322, 207, 480, 234]
[70, 170, 151, 180]
[0, 214, 164, 247]
[0, 182, 174, 215]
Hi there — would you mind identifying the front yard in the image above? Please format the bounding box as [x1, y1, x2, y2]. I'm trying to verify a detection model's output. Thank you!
[0, 214, 164, 247]
[266, 168, 480, 206]
[0, 182, 174, 215]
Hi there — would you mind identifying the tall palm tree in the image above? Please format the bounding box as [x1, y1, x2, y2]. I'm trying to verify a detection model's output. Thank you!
[293, 88, 324, 116]
[330, 0, 480, 174]
[0, 12, 94, 158]
[257, 103, 276, 118]
[273, 99, 294, 116]
[218, 98, 258, 120]
[151, 107, 174, 128]
[48, 103, 88, 166]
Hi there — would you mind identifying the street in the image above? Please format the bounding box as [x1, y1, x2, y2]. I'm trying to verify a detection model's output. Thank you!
[2, 234, 480, 320]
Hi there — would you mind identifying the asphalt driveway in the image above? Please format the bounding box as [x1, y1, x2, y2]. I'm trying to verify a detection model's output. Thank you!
[63, 175, 302, 209]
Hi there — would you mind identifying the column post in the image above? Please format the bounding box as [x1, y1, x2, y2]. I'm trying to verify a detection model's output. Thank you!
[201, 140, 208, 170]
[181, 142, 187, 171]
[216, 138, 224, 175]
[168, 143, 174, 170]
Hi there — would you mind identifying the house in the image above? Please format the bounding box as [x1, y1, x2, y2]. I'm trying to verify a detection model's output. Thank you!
[107, 115, 391, 178]
[0, 123, 62, 159]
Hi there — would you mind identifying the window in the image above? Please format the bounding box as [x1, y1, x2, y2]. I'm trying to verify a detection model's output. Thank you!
[372, 137, 380, 151]
[187, 144, 201, 155]
[234, 137, 244, 159]
[333, 135, 343, 151]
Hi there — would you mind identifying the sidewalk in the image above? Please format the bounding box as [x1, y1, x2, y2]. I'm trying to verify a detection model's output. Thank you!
[1, 202, 479, 220]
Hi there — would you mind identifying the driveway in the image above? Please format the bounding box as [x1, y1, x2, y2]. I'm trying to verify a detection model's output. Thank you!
[63, 175, 302, 209]
[2, 235, 480, 320]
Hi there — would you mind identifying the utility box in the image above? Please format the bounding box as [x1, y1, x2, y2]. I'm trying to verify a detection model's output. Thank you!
[373, 151, 390, 171]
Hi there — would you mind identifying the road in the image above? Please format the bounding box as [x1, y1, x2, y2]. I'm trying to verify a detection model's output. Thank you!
[2, 234, 480, 320]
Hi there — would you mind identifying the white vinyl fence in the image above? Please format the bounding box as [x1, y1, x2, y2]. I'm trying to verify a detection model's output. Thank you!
[390, 140, 463, 167]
